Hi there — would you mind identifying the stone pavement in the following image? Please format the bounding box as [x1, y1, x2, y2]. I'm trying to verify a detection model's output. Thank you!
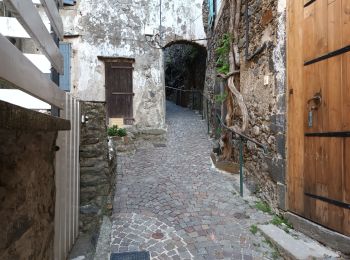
[111, 102, 280, 259]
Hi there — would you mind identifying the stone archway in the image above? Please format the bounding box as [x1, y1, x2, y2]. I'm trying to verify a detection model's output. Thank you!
[162, 40, 207, 112]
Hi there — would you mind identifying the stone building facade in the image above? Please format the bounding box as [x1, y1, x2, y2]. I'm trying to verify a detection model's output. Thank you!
[204, 0, 287, 209]
[61, 0, 206, 131]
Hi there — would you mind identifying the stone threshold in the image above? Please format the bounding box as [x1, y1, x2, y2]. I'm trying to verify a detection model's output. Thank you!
[285, 212, 350, 255]
[0, 100, 70, 132]
[258, 224, 340, 260]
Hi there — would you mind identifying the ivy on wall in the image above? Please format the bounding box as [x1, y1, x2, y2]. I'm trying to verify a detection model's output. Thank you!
[216, 33, 231, 75]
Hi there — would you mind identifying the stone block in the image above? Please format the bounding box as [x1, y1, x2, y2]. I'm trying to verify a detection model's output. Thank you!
[269, 114, 285, 134]
[265, 156, 285, 184]
[258, 224, 339, 259]
[277, 182, 286, 210]
[285, 212, 350, 255]
[81, 137, 100, 145]
[276, 133, 286, 159]
[262, 9, 273, 26]
[277, 94, 286, 113]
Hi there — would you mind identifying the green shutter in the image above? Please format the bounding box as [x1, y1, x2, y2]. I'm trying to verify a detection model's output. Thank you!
[59, 42, 71, 92]
[208, 0, 215, 27]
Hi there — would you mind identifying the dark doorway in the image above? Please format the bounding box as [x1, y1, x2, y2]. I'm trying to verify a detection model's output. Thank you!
[163, 42, 207, 110]
[105, 59, 134, 125]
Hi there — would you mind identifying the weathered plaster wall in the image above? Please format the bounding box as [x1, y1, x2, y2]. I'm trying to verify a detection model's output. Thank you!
[204, 0, 287, 209]
[61, 0, 206, 130]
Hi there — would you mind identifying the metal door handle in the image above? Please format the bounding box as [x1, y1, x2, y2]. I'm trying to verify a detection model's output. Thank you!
[307, 92, 322, 108]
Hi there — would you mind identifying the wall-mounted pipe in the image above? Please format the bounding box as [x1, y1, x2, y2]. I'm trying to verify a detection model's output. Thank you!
[159, 0, 162, 44]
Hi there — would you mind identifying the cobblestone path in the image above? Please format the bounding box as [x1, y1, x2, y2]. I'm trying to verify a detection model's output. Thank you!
[111, 102, 278, 260]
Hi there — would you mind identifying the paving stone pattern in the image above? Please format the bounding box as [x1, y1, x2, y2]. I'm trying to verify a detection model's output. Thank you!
[112, 102, 280, 259]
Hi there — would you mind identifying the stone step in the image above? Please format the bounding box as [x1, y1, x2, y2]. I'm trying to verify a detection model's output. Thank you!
[94, 216, 112, 260]
[258, 224, 340, 260]
[285, 212, 350, 255]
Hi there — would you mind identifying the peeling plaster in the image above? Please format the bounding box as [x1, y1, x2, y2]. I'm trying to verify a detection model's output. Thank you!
[273, 0, 286, 110]
[62, 0, 206, 129]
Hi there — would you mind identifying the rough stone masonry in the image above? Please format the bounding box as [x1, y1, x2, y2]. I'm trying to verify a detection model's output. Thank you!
[204, 0, 287, 210]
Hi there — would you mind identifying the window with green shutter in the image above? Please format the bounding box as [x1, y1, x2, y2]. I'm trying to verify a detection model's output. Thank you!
[59, 42, 71, 92]
[208, 0, 215, 27]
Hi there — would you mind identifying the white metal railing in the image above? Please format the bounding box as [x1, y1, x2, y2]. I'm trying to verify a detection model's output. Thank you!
[3, 0, 64, 73]
[0, 34, 65, 108]
[55, 93, 80, 260]
[0, 0, 79, 259]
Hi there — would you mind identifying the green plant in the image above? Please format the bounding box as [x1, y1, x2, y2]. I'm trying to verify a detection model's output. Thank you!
[271, 250, 280, 260]
[216, 33, 231, 75]
[117, 128, 127, 137]
[250, 225, 258, 235]
[107, 125, 118, 136]
[255, 201, 272, 214]
[215, 127, 222, 136]
[271, 215, 293, 229]
[214, 93, 228, 104]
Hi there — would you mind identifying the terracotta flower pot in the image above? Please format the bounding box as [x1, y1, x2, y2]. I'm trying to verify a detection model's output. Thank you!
[123, 136, 129, 144]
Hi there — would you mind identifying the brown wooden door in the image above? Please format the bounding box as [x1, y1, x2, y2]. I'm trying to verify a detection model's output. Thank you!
[288, 0, 350, 236]
[105, 60, 134, 122]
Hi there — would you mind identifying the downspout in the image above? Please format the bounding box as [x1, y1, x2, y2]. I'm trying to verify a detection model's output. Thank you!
[159, 0, 162, 45]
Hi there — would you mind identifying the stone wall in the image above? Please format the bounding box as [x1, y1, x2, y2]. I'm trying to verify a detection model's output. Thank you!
[204, 0, 287, 209]
[79, 102, 114, 233]
[0, 129, 57, 259]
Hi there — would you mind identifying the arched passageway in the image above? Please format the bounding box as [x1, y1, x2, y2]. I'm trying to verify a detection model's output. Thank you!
[163, 41, 207, 113]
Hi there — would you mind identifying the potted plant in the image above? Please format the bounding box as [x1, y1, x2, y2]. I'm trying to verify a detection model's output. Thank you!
[107, 125, 128, 143]
[117, 128, 128, 144]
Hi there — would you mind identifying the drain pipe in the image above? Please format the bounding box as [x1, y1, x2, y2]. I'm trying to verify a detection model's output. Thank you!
[159, 0, 162, 45]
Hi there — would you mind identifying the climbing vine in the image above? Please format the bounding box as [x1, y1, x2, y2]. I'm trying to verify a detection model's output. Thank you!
[216, 0, 249, 161]
[216, 34, 231, 75]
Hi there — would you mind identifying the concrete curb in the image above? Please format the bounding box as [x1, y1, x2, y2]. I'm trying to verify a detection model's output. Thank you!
[94, 216, 112, 260]
[285, 212, 350, 255]
[258, 224, 340, 260]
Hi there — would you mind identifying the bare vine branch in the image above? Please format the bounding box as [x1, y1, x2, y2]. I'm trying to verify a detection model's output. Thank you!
[216, 70, 240, 79]
[219, 0, 249, 160]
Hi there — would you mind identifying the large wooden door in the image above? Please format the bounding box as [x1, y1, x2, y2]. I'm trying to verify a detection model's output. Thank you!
[105, 59, 134, 124]
[288, 0, 350, 236]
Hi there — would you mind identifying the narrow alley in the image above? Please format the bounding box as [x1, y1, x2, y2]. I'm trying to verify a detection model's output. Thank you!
[111, 102, 276, 259]
[2, 0, 350, 259]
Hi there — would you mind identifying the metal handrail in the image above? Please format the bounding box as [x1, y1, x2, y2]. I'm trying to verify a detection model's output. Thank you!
[215, 113, 268, 197]
[216, 114, 267, 152]
[165, 86, 204, 94]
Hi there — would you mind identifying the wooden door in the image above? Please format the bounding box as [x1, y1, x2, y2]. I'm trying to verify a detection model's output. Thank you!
[105, 60, 134, 124]
[288, 0, 350, 236]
